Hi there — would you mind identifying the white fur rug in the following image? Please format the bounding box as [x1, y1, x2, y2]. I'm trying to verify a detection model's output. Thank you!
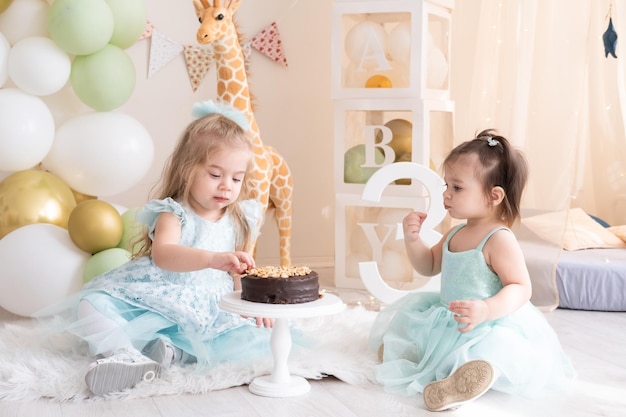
[0, 307, 379, 402]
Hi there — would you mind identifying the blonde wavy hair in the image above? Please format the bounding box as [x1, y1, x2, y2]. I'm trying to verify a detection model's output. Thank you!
[132, 113, 256, 258]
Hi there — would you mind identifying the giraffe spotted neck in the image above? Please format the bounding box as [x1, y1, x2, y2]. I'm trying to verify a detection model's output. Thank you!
[211, 31, 269, 205]
[212, 34, 260, 139]
[194, 0, 294, 266]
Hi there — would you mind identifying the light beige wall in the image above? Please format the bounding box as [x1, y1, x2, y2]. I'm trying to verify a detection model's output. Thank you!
[110, 0, 335, 266]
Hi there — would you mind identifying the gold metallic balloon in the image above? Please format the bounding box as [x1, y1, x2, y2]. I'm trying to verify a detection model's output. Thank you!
[0, 0, 14, 14]
[68, 199, 123, 254]
[0, 170, 77, 239]
[71, 188, 97, 204]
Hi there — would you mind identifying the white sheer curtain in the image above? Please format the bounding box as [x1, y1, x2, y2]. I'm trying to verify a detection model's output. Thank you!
[450, 0, 626, 309]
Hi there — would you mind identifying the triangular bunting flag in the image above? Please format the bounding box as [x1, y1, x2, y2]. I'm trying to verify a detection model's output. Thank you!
[141, 20, 155, 40]
[183, 45, 214, 92]
[148, 28, 184, 79]
[251, 22, 288, 68]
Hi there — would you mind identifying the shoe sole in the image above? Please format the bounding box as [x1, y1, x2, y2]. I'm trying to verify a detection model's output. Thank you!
[85, 361, 161, 396]
[423, 360, 494, 411]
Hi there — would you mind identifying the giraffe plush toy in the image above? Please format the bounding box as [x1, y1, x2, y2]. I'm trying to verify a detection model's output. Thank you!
[193, 0, 293, 266]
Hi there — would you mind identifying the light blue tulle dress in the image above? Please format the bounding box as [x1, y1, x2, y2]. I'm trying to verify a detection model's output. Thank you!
[369, 225, 576, 398]
[59, 198, 272, 368]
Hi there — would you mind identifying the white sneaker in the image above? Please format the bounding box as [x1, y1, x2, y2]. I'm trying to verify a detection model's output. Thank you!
[85, 348, 161, 396]
[423, 360, 494, 412]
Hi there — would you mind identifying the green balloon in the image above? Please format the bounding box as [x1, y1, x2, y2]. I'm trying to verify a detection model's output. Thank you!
[117, 207, 146, 254]
[344, 144, 385, 184]
[48, 0, 114, 56]
[83, 247, 131, 283]
[106, 0, 147, 49]
[70, 44, 136, 111]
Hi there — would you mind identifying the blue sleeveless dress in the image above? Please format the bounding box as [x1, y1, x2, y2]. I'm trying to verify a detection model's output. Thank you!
[369, 225, 575, 398]
[58, 198, 272, 368]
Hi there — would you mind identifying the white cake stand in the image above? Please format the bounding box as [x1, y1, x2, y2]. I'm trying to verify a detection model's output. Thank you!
[219, 291, 345, 397]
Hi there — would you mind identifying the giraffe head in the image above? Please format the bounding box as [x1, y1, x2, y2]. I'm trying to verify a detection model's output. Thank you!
[193, 0, 242, 45]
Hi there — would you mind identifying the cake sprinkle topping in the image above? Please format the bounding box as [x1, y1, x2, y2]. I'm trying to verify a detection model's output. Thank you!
[244, 266, 312, 278]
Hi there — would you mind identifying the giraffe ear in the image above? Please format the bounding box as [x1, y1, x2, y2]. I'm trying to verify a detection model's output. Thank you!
[193, 0, 207, 16]
[228, 0, 242, 12]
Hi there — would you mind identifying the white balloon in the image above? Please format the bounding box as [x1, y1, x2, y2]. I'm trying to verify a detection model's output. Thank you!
[379, 249, 412, 281]
[387, 21, 411, 66]
[346, 252, 370, 279]
[0, 0, 49, 45]
[427, 45, 449, 89]
[0, 88, 55, 171]
[349, 227, 371, 256]
[0, 32, 10, 87]
[106, 201, 128, 214]
[43, 112, 154, 196]
[0, 223, 89, 317]
[8, 36, 71, 96]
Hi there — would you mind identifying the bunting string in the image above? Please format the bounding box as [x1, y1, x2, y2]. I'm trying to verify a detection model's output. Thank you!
[143, 20, 288, 92]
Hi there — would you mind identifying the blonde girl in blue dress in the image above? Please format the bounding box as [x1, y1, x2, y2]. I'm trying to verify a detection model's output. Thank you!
[369, 130, 575, 411]
[54, 101, 273, 396]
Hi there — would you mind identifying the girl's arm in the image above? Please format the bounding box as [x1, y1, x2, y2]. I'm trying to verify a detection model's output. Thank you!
[482, 229, 532, 317]
[450, 229, 531, 332]
[403, 211, 446, 276]
[150, 212, 254, 274]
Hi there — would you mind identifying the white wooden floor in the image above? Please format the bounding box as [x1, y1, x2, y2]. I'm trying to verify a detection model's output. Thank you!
[2, 275, 625, 417]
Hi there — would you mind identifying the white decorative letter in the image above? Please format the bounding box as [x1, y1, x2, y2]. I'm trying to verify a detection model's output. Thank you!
[359, 162, 446, 304]
[363, 125, 395, 166]
[356, 222, 396, 261]
[356, 29, 392, 72]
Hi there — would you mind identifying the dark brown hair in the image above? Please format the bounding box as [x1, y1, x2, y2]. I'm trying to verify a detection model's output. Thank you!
[443, 129, 528, 226]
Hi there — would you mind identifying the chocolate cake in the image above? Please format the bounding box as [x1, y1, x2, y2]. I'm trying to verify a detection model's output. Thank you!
[240, 266, 320, 304]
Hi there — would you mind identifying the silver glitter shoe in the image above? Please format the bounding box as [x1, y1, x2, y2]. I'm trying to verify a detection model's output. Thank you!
[423, 360, 494, 412]
[142, 338, 176, 368]
[84, 348, 161, 396]
[142, 337, 197, 367]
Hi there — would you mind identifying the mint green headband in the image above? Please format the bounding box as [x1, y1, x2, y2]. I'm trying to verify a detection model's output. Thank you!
[192, 100, 251, 131]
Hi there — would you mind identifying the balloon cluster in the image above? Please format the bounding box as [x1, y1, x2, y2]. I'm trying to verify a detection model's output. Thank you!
[0, 0, 153, 317]
[0, 168, 146, 317]
[48, 0, 146, 111]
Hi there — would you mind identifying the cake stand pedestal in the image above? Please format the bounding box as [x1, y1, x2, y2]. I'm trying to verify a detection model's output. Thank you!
[219, 291, 345, 397]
